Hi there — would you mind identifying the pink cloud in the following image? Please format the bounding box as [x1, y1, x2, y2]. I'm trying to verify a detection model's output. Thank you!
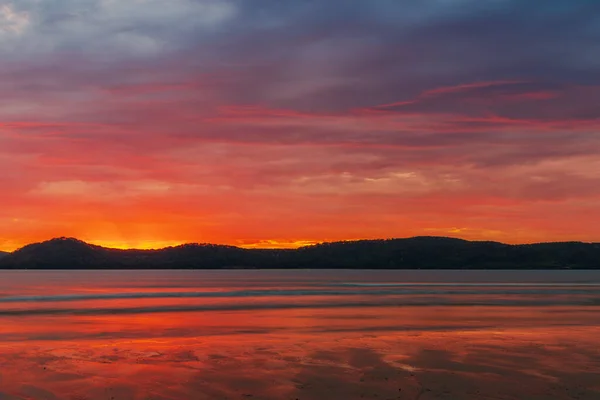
[2, 68, 600, 250]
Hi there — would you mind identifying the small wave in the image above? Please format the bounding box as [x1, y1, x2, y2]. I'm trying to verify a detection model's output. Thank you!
[1, 298, 600, 316]
[0, 287, 598, 303]
[337, 282, 600, 287]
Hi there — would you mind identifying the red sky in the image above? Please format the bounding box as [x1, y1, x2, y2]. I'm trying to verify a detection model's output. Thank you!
[1, 1, 600, 251]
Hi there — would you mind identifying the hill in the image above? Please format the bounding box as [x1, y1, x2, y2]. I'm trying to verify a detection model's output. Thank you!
[0, 251, 8, 260]
[0, 236, 599, 269]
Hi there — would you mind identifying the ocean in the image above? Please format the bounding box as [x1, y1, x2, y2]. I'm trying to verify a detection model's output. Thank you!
[0, 270, 599, 399]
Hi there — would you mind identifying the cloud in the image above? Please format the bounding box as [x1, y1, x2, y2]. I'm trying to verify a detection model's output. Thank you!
[31, 179, 174, 199]
[0, 3, 29, 36]
[0, 0, 237, 56]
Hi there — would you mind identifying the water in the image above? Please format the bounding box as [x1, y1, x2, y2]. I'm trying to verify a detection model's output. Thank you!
[0, 270, 599, 399]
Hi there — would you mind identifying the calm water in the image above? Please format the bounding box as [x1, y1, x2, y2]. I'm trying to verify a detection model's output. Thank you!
[0, 270, 599, 399]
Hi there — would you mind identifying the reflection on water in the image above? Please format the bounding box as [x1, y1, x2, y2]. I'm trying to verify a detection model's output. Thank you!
[0, 270, 599, 399]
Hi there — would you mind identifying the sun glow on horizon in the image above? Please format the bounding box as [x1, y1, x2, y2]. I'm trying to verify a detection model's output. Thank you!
[86, 239, 188, 251]
[0, 238, 327, 252]
[236, 239, 324, 249]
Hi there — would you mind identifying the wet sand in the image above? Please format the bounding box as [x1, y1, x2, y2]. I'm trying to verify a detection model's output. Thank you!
[0, 307, 598, 399]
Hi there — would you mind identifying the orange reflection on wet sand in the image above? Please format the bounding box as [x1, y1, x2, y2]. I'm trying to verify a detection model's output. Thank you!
[0, 305, 599, 400]
[1, 270, 600, 399]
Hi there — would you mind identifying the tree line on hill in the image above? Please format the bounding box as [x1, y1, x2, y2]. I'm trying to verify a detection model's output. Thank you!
[0, 236, 598, 269]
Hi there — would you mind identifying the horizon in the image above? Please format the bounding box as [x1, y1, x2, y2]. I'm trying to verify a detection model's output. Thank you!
[4, 230, 600, 253]
[2, 1, 600, 252]
[1, 235, 598, 254]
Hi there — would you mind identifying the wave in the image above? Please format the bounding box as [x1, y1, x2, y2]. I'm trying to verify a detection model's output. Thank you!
[0, 287, 599, 303]
[1, 298, 600, 316]
[336, 282, 600, 287]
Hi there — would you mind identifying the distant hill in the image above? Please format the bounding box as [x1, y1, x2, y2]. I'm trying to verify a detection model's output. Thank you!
[1, 236, 599, 269]
[0, 251, 8, 260]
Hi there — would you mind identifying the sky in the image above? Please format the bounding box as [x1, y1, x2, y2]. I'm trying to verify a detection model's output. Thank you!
[1, 0, 600, 251]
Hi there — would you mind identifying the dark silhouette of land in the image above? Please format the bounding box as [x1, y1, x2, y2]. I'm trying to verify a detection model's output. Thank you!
[0, 237, 599, 269]
[0, 251, 8, 260]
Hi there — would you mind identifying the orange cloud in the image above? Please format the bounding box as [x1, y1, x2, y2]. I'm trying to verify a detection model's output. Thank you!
[2, 76, 600, 251]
